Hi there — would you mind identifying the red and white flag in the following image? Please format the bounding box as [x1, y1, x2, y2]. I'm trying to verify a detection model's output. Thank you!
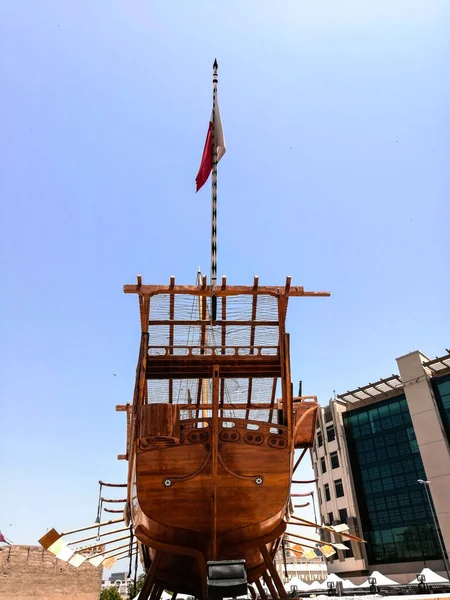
[0, 531, 11, 545]
[195, 100, 226, 192]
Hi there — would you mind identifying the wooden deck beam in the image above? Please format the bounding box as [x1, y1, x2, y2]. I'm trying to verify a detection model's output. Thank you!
[148, 319, 279, 327]
[125, 282, 330, 298]
[146, 356, 281, 380]
[220, 288, 226, 407]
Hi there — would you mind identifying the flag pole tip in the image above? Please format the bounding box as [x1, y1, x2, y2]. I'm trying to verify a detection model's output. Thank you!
[213, 59, 218, 69]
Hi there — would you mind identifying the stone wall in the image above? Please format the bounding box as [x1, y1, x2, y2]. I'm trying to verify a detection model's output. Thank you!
[0, 545, 102, 600]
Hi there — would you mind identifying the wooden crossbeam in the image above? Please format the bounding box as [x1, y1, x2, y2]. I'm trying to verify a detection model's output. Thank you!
[178, 402, 283, 410]
[125, 281, 330, 298]
[148, 319, 279, 327]
[146, 355, 281, 380]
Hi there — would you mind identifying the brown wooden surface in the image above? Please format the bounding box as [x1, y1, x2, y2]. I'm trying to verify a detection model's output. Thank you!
[140, 404, 180, 439]
[293, 401, 318, 448]
[124, 276, 328, 597]
[145, 354, 282, 380]
[136, 441, 290, 534]
[255, 579, 267, 600]
[262, 571, 279, 600]
[260, 543, 286, 599]
[139, 551, 161, 600]
[211, 366, 220, 559]
[124, 281, 330, 298]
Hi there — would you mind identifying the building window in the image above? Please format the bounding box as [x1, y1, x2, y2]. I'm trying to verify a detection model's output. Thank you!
[345, 543, 354, 558]
[317, 429, 323, 447]
[326, 424, 335, 442]
[339, 508, 348, 523]
[335, 479, 344, 498]
[328, 512, 334, 525]
[324, 483, 331, 502]
[318, 487, 322, 505]
[330, 451, 339, 469]
[320, 457, 327, 474]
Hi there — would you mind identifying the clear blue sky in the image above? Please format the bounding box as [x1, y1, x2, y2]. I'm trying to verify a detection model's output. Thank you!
[1, 0, 449, 562]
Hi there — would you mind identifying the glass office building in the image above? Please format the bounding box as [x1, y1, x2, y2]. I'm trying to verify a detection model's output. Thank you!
[343, 394, 440, 564]
[312, 350, 450, 579]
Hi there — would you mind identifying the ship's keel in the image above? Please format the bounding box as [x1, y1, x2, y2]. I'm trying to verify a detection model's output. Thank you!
[137, 521, 288, 600]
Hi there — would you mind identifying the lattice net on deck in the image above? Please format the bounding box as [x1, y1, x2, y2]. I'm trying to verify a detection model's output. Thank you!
[145, 291, 282, 424]
[148, 293, 279, 354]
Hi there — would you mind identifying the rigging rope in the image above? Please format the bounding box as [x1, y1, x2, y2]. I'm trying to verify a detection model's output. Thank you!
[131, 541, 139, 600]
[95, 482, 103, 540]
[127, 525, 134, 579]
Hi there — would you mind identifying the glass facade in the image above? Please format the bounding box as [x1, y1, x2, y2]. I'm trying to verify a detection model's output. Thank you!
[433, 374, 450, 443]
[343, 394, 441, 564]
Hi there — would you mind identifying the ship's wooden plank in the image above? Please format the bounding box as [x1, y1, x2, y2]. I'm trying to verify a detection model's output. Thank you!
[262, 571, 279, 600]
[136, 443, 290, 535]
[277, 297, 287, 433]
[284, 333, 293, 447]
[260, 544, 286, 600]
[148, 319, 279, 327]
[211, 366, 220, 559]
[178, 402, 282, 410]
[220, 291, 226, 407]
[125, 283, 331, 298]
[255, 579, 267, 600]
[268, 378, 278, 423]
[246, 276, 259, 419]
[146, 360, 282, 380]
[139, 551, 161, 600]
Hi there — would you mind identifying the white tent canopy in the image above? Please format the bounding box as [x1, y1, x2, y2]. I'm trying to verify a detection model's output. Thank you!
[287, 577, 311, 591]
[324, 573, 344, 583]
[359, 570, 399, 586]
[318, 573, 344, 590]
[410, 567, 449, 584]
[308, 580, 324, 590]
[342, 579, 359, 588]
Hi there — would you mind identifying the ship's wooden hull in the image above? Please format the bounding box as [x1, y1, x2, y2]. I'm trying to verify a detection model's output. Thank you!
[132, 433, 291, 597]
[121, 277, 326, 599]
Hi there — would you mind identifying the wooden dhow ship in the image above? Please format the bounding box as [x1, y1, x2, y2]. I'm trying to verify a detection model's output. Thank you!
[38, 61, 338, 599]
[118, 274, 330, 599]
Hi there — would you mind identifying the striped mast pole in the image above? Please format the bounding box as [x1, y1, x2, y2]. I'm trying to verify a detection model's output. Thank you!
[211, 59, 218, 320]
